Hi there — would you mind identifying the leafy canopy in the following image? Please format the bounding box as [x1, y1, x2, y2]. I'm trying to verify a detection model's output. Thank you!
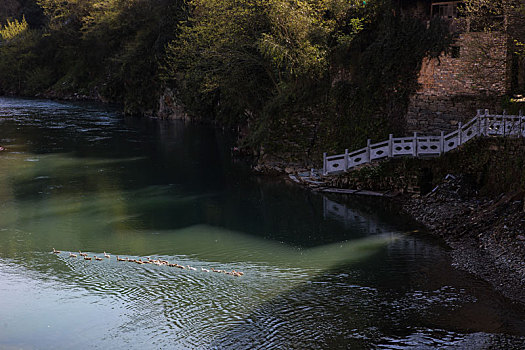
[0, 16, 29, 41]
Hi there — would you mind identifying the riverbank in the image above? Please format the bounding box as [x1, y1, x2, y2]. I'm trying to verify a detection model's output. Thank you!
[256, 139, 525, 306]
[402, 175, 525, 305]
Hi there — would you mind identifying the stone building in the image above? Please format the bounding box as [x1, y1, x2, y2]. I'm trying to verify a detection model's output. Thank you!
[399, 0, 518, 134]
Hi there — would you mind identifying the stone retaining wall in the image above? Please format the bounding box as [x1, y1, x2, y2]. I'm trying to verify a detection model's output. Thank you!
[326, 138, 525, 197]
[406, 94, 502, 134]
[406, 32, 510, 134]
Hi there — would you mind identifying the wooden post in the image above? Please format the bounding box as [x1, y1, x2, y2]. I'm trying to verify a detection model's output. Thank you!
[344, 149, 349, 172]
[458, 122, 462, 145]
[366, 139, 371, 162]
[413, 132, 418, 157]
[323, 152, 327, 175]
[440, 131, 444, 155]
[388, 134, 393, 157]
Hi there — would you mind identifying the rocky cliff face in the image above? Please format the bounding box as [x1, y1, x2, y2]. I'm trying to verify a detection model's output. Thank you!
[157, 87, 189, 120]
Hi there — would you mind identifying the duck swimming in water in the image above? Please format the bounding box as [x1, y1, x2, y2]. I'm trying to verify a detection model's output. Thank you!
[70, 250, 245, 278]
[52, 248, 61, 254]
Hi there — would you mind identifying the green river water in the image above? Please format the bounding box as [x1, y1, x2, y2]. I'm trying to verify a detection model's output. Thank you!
[0, 97, 524, 349]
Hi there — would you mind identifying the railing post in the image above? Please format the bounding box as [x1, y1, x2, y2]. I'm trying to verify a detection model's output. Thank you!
[484, 109, 489, 136]
[366, 139, 371, 162]
[440, 131, 444, 155]
[413, 132, 418, 157]
[485, 109, 489, 136]
[458, 122, 462, 145]
[344, 149, 349, 172]
[323, 152, 327, 175]
[388, 134, 393, 157]
[503, 110, 507, 137]
[477, 109, 482, 136]
[519, 109, 523, 137]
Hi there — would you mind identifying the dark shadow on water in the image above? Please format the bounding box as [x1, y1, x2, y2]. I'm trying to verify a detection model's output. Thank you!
[3, 97, 424, 248]
[209, 237, 525, 349]
[3, 97, 525, 349]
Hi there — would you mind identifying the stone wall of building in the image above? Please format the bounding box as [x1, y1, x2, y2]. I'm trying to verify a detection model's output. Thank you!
[406, 94, 503, 134]
[406, 32, 510, 134]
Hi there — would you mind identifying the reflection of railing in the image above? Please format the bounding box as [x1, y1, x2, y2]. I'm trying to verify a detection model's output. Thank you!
[323, 109, 524, 175]
[323, 197, 392, 234]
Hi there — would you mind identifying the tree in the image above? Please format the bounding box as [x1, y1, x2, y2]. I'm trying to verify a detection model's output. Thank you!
[164, 0, 366, 131]
[0, 16, 41, 93]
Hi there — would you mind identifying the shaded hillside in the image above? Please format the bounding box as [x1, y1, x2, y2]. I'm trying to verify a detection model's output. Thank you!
[0, 0, 454, 162]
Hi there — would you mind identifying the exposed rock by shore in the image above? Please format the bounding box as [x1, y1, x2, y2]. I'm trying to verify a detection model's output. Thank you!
[402, 175, 525, 305]
[252, 138, 525, 306]
[253, 155, 525, 305]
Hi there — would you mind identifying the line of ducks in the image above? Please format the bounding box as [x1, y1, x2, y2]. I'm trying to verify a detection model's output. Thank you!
[52, 248, 244, 277]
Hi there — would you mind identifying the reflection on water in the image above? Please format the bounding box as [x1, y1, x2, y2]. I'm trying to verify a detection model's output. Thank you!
[324, 196, 401, 234]
[1, 97, 525, 349]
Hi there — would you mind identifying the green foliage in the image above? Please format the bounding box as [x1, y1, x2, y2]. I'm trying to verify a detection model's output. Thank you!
[0, 0, 187, 111]
[164, 0, 371, 149]
[462, 0, 522, 32]
[1, 0, 453, 163]
[324, 14, 452, 153]
[501, 95, 525, 114]
[164, 0, 272, 124]
[25, 66, 54, 93]
[0, 16, 29, 40]
[162, 0, 452, 161]
[0, 16, 41, 94]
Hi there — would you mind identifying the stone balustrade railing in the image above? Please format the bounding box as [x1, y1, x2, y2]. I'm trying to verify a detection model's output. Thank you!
[323, 109, 524, 175]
